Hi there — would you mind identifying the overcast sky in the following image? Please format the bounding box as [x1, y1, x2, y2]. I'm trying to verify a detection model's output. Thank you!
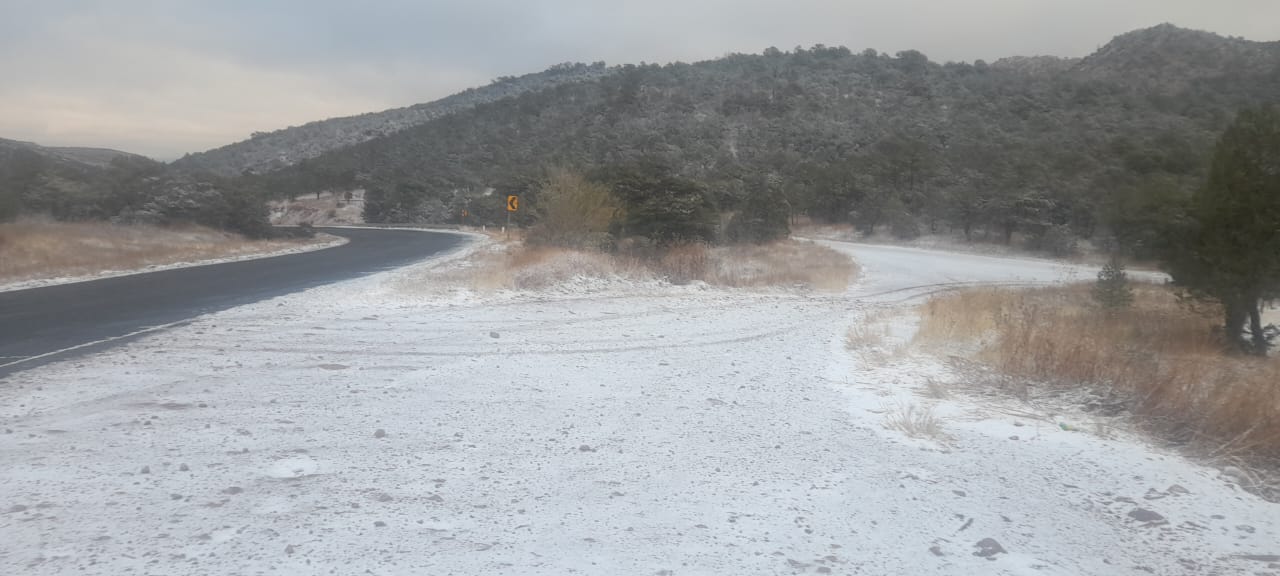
[1, 1, 1277, 160]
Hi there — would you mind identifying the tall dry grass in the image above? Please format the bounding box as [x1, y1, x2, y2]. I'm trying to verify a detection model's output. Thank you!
[701, 241, 856, 291]
[0, 218, 315, 284]
[884, 403, 951, 443]
[475, 245, 651, 290]
[917, 284, 1280, 477]
[488, 240, 855, 291]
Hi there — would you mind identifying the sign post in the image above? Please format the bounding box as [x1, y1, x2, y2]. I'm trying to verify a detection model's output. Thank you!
[505, 195, 519, 239]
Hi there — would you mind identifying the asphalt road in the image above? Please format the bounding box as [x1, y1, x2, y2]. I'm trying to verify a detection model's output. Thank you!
[0, 227, 465, 377]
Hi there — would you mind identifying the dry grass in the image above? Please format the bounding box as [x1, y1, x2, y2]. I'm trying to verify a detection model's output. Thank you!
[922, 378, 950, 400]
[791, 218, 859, 242]
[883, 403, 950, 442]
[0, 218, 319, 285]
[476, 245, 650, 290]
[845, 323, 888, 350]
[916, 284, 1280, 486]
[701, 241, 856, 291]
[844, 309, 912, 365]
[441, 239, 857, 293]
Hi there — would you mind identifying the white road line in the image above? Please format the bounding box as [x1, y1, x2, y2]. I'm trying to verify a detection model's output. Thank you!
[0, 320, 189, 370]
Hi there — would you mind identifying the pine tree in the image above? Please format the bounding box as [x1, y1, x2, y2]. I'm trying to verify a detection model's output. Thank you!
[1093, 256, 1134, 311]
[602, 162, 718, 245]
[1161, 105, 1280, 355]
[727, 177, 791, 244]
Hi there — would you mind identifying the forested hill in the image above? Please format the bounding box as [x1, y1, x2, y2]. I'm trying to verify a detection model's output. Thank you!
[1, 137, 274, 236]
[171, 62, 612, 176]
[0, 138, 148, 169]
[256, 24, 1279, 250]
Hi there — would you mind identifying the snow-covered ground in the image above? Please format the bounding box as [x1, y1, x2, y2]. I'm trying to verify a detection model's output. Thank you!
[2, 240, 1276, 576]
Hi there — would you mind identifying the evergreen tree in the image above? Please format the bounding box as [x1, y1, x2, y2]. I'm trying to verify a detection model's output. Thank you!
[1162, 105, 1280, 355]
[1092, 256, 1134, 311]
[727, 177, 790, 244]
[601, 162, 718, 245]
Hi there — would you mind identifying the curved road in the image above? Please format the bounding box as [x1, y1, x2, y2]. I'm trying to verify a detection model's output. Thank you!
[0, 227, 464, 376]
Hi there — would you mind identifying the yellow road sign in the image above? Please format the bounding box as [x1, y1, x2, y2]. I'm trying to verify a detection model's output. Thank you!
[507, 195, 519, 212]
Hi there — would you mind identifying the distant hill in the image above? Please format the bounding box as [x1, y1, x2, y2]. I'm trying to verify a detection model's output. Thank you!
[1077, 23, 1280, 86]
[0, 137, 148, 169]
[46, 146, 150, 168]
[252, 24, 1279, 251]
[171, 62, 614, 176]
[1, 137, 270, 235]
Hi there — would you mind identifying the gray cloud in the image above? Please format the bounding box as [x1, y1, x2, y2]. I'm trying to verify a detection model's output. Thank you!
[1, 0, 1276, 159]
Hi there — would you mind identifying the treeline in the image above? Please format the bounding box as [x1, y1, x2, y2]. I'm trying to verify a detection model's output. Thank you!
[529, 105, 1278, 357]
[256, 25, 1279, 258]
[0, 143, 273, 237]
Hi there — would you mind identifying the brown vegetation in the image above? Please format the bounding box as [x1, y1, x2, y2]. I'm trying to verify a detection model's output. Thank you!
[421, 239, 856, 293]
[698, 241, 855, 291]
[0, 218, 324, 285]
[523, 169, 618, 250]
[883, 403, 950, 443]
[916, 284, 1280, 490]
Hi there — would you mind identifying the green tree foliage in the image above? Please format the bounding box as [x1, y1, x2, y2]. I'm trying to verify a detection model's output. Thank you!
[0, 187, 18, 222]
[1162, 105, 1280, 355]
[727, 177, 791, 244]
[525, 169, 619, 249]
[1102, 174, 1193, 259]
[0, 140, 273, 236]
[600, 162, 717, 245]
[0, 148, 43, 221]
[1092, 256, 1134, 311]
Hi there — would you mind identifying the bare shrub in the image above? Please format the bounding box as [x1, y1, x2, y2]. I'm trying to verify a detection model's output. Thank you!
[884, 403, 950, 442]
[655, 243, 710, 285]
[524, 169, 619, 250]
[845, 324, 886, 350]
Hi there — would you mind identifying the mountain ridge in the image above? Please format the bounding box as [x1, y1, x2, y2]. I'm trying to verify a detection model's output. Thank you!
[0, 137, 148, 169]
[170, 62, 614, 176]
[173, 24, 1278, 179]
[246, 23, 1278, 247]
[1075, 22, 1280, 84]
